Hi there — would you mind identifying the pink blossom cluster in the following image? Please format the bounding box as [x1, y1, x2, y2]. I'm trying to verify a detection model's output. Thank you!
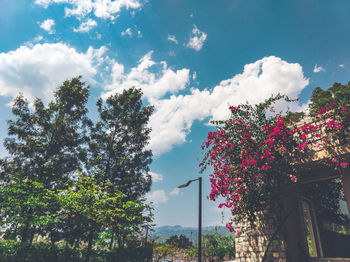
[201, 102, 349, 232]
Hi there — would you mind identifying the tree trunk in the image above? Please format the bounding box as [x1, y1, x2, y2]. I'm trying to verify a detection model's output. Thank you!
[50, 231, 56, 249]
[20, 222, 30, 242]
[85, 226, 94, 262]
[109, 231, 114, 250]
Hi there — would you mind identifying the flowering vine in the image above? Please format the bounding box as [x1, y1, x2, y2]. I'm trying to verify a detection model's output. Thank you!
[200, 94, 349, 233]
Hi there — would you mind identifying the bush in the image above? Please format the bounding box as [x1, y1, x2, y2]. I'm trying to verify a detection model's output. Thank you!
[0, 241, 153, 262]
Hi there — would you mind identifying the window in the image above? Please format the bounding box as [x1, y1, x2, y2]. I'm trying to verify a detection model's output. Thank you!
[299, 178, 350, 258]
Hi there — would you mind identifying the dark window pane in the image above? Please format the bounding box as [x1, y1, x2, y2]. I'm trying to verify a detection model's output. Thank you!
[299, 178, 350, 258]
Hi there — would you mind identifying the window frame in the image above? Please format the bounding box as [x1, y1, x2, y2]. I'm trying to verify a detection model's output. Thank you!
[298, 168, 350, 262]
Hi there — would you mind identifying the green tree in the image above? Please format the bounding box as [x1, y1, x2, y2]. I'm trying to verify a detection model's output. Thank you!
[0, 77, 91, 242]
[56, 175, 127, 262]
[88, 87, 154, 200]
[185, 231, 235, 262]
[2, 77, 90, 185]
[165, 234, 192, 249]
[0, 173, 56, 243]
[0, 78, 155, 258]
[309, 82, 350, 115]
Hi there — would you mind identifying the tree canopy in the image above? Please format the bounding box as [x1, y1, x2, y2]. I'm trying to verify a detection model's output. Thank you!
[0, 77, 154, 261]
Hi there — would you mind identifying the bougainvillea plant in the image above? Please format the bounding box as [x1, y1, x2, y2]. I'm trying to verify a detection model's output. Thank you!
[200, 94, 349, 234]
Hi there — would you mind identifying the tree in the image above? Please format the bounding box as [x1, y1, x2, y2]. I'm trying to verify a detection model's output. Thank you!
[185, 232, 235, 262]
[165, 234, 192, 249]
[0, 77, 91, 242]
[1, 76, 90, 185]
[0, 78, 155, 259]
[0, 173, 55, 242]
[56, 175, 128, 262]
[152, 241, 178, 262]
[88, 87, 154, 200]
[309, 82, 350, 115]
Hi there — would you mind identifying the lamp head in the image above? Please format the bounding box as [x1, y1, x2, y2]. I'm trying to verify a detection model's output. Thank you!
[178, 180, 192, 188]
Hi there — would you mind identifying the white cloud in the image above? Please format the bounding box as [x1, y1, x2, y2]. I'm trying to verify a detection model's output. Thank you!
[33, 35, 44, 42]
[35, 0, 142, 20]
[40, 19, 55, 34]
[170, 187, 180, 196]
[137, 30, 142, 38]
[0, 43, 106, 104]
[102, 51, 190, 101]
[148, 56, 309, 155]
[313, 64, 325, 73]
[149, 171, 163, 182]
[192, 71, 197, 80]
[24, 36, 44, 47]
[146, 190, 169, 206]
[187, 25, 207, 51]
[339, 64, 345, 68]
[121, 28, 132, 37]
[167, 34, 178, 44]
[73, 18, 97, 33]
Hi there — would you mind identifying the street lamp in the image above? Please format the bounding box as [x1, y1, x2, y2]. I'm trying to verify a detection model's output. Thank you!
[178, 177, 202, 262]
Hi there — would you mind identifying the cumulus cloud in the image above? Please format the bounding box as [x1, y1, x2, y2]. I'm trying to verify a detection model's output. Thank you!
[313, 64, 325, 73]
[149, 56, 309, 155]
[102, 51, 190, 101]
[0, 43, 106, 103]
[35, 0, 142, 20]
[121, 28, 132, 37]
[187, 25, 207, 51]
[339, 64, 345, 68]
[74, 18, 97, 33]
[149, 171, 163, 182]
[39, 19, 55, 34]
[146, 190, 169, 206]
[167, 34, 178, 44]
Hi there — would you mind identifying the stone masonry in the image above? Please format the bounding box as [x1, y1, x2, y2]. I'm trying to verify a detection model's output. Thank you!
[235, 209, 287, 262]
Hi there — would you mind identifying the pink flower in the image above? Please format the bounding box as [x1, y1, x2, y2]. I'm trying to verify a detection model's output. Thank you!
[198, 162, 204, 167]
[226, 222, 234, 232]
[261, 165, 271, 170]
[341, 162, 349, 167]
[290, 175, 296, 181]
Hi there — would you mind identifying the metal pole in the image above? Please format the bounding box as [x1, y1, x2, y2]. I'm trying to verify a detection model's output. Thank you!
[198, 177, 202, 262]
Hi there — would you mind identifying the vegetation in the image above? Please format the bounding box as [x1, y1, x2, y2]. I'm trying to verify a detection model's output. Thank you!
[309, 81, 350, 115]
[200, 83, 350, 232]
[0, 77, 154, 261]
[185, 231, 235, 262]
[165, 234, 192, 249]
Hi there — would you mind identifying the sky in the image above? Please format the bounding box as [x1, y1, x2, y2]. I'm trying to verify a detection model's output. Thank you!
[1, 0, 350, 227]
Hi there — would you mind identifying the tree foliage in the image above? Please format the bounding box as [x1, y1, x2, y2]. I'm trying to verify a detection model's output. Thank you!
[0, 77, 154, 261]
[165, 234, 192, 249]
[185, 231, 235, 262]
[309, 81, 350, 115]
[88, 87, 154, 200]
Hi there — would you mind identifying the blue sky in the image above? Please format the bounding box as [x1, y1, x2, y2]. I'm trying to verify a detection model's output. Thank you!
[1, 0, 350, 227]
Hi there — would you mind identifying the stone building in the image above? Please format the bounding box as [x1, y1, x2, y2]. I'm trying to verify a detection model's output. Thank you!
[235, 122, 350, 262]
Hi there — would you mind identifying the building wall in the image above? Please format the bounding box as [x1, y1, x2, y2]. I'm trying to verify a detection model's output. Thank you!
[235, 209, 287, 262]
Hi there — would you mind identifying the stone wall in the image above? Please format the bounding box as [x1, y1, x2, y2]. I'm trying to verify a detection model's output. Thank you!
[235, 209, 287, 262]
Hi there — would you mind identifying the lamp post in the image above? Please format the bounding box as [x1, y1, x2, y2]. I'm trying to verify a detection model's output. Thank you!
[178, 177, 202, 262]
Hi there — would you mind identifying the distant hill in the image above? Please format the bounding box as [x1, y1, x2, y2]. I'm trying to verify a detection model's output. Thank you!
[151, 225, 231, 242]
